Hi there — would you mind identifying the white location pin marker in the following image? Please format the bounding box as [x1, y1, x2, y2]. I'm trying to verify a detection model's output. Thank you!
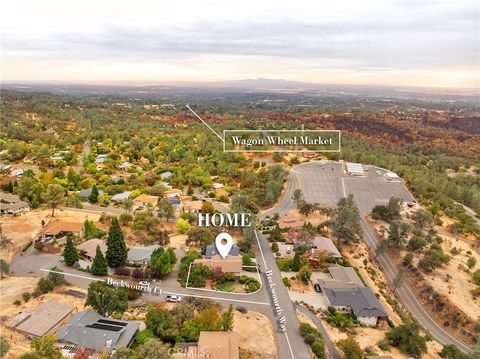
[215, 232, 233, 259]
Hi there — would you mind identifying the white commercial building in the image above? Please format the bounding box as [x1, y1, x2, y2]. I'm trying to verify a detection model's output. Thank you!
[345, 162, 365, 176]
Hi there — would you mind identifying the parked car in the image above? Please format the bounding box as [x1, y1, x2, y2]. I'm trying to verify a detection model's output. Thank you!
[286, 246, 291, 254]
[166, 295, 182, 303]
[313, 283, 321, 293]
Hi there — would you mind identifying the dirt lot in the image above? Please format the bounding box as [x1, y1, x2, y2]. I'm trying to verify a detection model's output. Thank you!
[0, 208, 101, 262]
[169, 234, 188, 249]
[422, 233, 480, 321]
[323, 321, 443, 358]
[0, 282, 88, 359]
[233, 311, 277, 358]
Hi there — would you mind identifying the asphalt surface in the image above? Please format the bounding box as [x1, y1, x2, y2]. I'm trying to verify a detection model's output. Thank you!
[286, 160, 472, 354]
[255, 230, 312, 359]
[295, 305, 340, 359]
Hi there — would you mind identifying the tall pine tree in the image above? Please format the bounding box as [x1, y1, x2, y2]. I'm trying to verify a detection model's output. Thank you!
[106, 217, 127, 268]
[63, 234, 78, 266]
[88, 184, 99, 203]
[91, 245, 108, 275]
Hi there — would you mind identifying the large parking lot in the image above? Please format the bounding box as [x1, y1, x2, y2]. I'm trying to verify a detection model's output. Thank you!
[294, 161, 415, 214]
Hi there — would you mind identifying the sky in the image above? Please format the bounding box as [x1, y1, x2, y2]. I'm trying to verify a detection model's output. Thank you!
[1, 0, 479, 88]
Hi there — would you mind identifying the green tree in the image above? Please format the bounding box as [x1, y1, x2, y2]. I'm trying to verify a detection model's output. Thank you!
[297, 265, 312, 284]
[175, 218, 191, 233]
[85, 281, 128, 317]
[47, 266, 65, 286]
[150, 247, 177, 277]
[388, 220, 410, 247]
[91, 245, 108, 275]
[292, 189, 304, 206]
[0, 259, 9, 277]
[158, 200, 175, 221]
[220, 305, 234, 331]
[44, 184, 65, 217]
[145, 305, 177, 341]
[88, 184, 99, 203]
[30, 335, 61, 358]
[439, 344, 469, 359]
[63, 234, 78, 266]
[106, 217, 127, 268]
[336, 336, 364, 359]
[134, 338, 170, 359]
[386, 321, 428, 358]
[110, 347, 133, 359]
[413, 210, 433, 229]
[332, 195, 362, 243]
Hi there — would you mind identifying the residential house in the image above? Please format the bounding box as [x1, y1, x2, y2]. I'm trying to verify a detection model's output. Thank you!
[318, 266, 386, 326]
[78, 188, 104, 199]
[194, 255, 243, 274]
[77, 238, 107, 260]
[277, 213, 304, 229]
[197, 332, 239, 359]
[184, 200, 203, 213]
[177, 331, 240, 359]
[166, 197, 182, 210]
[56, 310, 140, 355]
[132, 194, 159, 209]
[309, 236, 342, 260]
[127, 245, 161, 265]
[6, 300, 75, 339]
[318, 266, 364, 289]
[111, 191, 131, 202]
[117, 162, 133, 170]
[0, 163, 12, 171]
[0, 176, 18, 187]
[0, 191, 29, 216]
[38, 221, 84, 242]
[205, 244, 239, 259]
[323, 287, 387, 326]
[11, 168, 25, 177]
[212, 183, 224, 189]
[160, 171, 173, 179]
[164, 188, 182, 198]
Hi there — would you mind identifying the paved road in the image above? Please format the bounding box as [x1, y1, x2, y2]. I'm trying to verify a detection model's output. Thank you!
[360, 218, 472, 353]
[260, 171, 299, 220]
[295, 305, 340, 359]
[282, 160, 472, 354]
[254, 230, 312, 359]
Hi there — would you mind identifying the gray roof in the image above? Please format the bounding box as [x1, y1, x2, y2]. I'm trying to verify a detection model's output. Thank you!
[328, 267, 364, 287]
[160, 171, 173, 179]
[205, 244, 240, 258]
[324, 287, 387, 318]
[6, 300, 75, 337]
[111, 191, 131, 201]
[0, 201, 29, 211]
[56, 310, 139, 353]
[78, 188, 104, 198]
[312, 237, 341, 258]
[1, 192, 21, 203]
[127, 245, 161, 262]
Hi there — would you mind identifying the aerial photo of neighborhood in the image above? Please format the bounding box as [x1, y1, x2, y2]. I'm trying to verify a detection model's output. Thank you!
[0, 1, 479, 359]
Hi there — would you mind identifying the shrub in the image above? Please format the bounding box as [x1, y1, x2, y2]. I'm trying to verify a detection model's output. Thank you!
[218, 273, 236, 284]
[114, 266, 131, 276]
[0, 337, 10, 357]
[36, 278, 55, 294]
[13, 299, 21, 306]
[22, 292, 31, 302]
[473, 269, 480, 285]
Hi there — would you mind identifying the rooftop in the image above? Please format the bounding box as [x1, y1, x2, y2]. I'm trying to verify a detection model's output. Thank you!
[56, 310, 140, 353]
[6, 300, 75, 337]
[197, 331, 239, 359]
[205, 244, 240, 258]
[311, 237, 341, 258]
[77, 238, 107, 259]
[127, 245, 161, 262]
[0, 191, 21, 203]
[132, 193, 159, 205]
[324, 287, 387, 318]
[111, 191, 131, 201]
[39, 221, 84, 236]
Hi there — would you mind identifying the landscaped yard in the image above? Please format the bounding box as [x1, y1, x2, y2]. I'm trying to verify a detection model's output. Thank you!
[214, 280, 236, 292]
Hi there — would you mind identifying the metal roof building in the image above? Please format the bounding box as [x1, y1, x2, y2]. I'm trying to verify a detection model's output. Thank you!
[345, 162, 365, 176]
